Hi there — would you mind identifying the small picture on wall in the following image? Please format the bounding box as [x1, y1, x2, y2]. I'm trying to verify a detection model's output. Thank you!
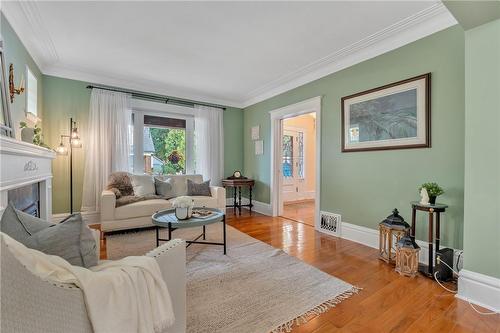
[341, 73, 430, 152]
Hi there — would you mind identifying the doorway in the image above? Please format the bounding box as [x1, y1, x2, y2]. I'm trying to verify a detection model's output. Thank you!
[270, 97, 321, 229]
[280, 114, 316, 225]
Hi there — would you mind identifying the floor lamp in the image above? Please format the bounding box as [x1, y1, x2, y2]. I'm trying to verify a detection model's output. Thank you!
[55, 118, 82, 214]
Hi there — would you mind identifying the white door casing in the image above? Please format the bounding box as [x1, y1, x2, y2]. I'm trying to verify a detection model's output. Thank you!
[269, 96, 322, 229]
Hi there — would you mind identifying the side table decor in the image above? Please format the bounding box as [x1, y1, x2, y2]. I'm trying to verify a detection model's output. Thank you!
[172, 196, 194, 220]
[379, 209, 410, 264]
[418, 182, 444, 205]
[152, 207, 226, 254]
[395, 231, 421, 277]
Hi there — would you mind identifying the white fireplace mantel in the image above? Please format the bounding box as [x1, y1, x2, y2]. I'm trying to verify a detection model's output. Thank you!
[0, 135, 56, 220]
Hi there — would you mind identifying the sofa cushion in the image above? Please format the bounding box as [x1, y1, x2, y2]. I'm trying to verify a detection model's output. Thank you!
[159, 174, 203, 197]
[155, 177, 175, 199]
[130, 174, 156, 196]
[107, 172, 134, 196]
[115, 199, 172, 220]
[170, 196, 218, 209]
[187, 179, 211, 196]
[0, 204, 54, 243]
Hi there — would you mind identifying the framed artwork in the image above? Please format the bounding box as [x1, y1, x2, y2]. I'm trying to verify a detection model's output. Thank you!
[341, 73, 430, 152]
[0, 42, 14, 137]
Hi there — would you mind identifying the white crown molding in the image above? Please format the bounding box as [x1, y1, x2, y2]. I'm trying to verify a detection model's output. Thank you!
[3, 1, 457, 109]
[1, 1, 59, 70]
[43, 62, 243, 108]
[241, 3, 457, 108]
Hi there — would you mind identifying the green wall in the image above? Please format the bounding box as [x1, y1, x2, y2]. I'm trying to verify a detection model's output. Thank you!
[43, 75, 243, 214]
[243, 26, 465, 249]
[1, 14, 44, 139]
[463, 19, 500, 278]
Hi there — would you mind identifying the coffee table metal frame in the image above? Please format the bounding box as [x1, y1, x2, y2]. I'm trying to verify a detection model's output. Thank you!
[152, 207, 226, 255]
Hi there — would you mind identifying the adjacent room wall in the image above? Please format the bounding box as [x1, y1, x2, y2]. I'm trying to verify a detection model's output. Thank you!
[463, 19, 500, 279]
[243, 25, 465, 249]
[1, 14, 43, 140]
[43, 75, 244, 214]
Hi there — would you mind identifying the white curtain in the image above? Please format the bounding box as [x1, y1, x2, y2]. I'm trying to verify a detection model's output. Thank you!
[81, 89, 131, 212]
[193, 105, 224, 186]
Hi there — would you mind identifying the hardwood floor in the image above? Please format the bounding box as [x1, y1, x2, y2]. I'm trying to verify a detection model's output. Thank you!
[226, 210, 500, 333]
[282, 199, 315, 226]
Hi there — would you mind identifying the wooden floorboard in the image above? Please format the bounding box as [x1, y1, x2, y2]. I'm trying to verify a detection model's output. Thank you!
[226, 210, 500, 333]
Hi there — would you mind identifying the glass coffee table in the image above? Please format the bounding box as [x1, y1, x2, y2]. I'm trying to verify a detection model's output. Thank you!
[152, 207, 226, 254]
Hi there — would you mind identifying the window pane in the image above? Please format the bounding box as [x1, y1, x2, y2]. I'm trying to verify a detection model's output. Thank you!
[282, 135, 293, 177]
[298, 132, 304, 179]
[144, 126, 186, 175]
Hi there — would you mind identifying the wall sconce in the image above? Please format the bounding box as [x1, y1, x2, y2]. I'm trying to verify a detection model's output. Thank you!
[9, 64, 25, 103]
[55, 118, 83, 214]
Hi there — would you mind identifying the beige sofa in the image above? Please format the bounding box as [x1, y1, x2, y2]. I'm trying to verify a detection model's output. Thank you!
[101, 174, 225, 232]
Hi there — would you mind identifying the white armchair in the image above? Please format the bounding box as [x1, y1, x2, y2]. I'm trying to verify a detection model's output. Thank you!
[0, 238, 187, 333]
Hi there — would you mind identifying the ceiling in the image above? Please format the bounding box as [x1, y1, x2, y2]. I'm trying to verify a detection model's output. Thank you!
[2, 1, 456, 108]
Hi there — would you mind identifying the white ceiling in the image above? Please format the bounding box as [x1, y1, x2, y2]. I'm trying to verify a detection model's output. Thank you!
[2, 1, 456, 108]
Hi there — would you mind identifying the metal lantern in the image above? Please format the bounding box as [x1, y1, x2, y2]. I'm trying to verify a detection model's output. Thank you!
[395, 232, 421, 277]
[379, 208, 410, 264]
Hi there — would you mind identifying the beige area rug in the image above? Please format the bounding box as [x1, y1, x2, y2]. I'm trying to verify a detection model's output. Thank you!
[107, 224, 359, 333]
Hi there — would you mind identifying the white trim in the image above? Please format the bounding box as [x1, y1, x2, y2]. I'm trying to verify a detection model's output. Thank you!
[3, 1, 456, 109]
[225, 197, 272, 216]
[269, 96, 321, 231]
[457, 270, 500, 313]
[1, 1, 59, 70]
[242, 3, 457, 107]
[52, 211, 100, 225]
[339, 221, 462, 269]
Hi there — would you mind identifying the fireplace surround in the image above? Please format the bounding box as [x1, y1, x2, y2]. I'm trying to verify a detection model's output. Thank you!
[0, 136, 55, 220]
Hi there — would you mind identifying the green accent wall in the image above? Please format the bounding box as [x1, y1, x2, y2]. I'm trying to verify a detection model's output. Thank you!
[243, 26, 465, 249]
[1, 14, 44, 139]
[463, 19, 500, 278]
[42, 75, 243, 214]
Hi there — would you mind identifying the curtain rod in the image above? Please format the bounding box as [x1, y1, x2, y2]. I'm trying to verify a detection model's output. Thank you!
[85, 85, 226, 110]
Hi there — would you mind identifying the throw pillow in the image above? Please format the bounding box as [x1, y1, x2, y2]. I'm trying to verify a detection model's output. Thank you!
[0, 204, 54, 243]
[24, 213, 97, 268]
[154, 177, 175, 199]
[187, 179, 211, 196]
[130, 174, 156, 196]
[107, 172, 134, 196]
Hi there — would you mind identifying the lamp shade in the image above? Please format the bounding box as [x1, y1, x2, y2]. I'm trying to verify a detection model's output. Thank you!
[55, 142, 68, 155]
[71, 137, 82, 148]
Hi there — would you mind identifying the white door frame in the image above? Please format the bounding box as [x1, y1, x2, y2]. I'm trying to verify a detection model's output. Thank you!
[269, 96, 322, 229]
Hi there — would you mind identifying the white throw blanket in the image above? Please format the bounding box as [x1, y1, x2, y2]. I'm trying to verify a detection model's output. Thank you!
[1, 232, 174, 333]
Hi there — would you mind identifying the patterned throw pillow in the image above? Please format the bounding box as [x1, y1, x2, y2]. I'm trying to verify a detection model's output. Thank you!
[187, 179, 211, 196]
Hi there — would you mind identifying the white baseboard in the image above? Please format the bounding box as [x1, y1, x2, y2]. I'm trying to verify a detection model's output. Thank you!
[52, 211, 100, 224]
[226, 197, 273, 216]
[457, 269, 500, 313]
[340, 221, 461, 269]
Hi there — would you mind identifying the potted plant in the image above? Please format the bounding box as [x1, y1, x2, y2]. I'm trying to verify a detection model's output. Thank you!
[172, 196, 194, 220]
[418, 182, 444, 205]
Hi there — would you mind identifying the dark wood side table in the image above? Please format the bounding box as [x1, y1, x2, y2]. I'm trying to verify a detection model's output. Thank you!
[410, 201, 448, 277]
[222, 178, 255, 215]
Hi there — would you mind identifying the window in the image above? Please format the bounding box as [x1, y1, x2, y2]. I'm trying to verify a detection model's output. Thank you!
[26, 66, 37, 116]
[282, 135, 293, 178]
[130, 108, 194, 175]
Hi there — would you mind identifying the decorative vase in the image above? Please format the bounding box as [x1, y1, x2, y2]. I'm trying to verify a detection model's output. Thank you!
[429, 196, 437, 205]
[21, 127, 35, 144]
[175, 207, 193, 220]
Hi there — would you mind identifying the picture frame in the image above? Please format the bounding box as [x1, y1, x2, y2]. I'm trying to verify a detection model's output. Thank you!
[341, 73, 430, 152]
[0, 41, 14, 137]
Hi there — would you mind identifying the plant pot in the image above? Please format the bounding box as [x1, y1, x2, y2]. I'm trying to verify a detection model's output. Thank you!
[175, 207, 193, 220]
[21, 127, 35, 144]
[429, 196, 437, 205]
